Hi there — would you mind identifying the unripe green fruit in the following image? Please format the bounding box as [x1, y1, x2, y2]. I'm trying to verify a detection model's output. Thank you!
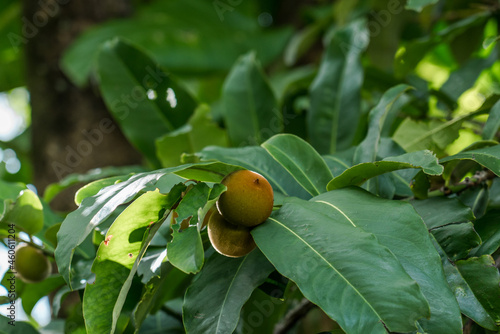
[208, 210, 256, 258]
[217, 170, 273, 227]
[14, 244, 51, 283]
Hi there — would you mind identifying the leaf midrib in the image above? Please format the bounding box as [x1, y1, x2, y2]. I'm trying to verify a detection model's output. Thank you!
[265, 144, 320, 196]
[215, 257, 247, 334]
[269, 217, 384, 323]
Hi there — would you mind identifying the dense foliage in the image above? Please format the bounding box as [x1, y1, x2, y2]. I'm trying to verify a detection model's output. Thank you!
[2, 0, 500, 333]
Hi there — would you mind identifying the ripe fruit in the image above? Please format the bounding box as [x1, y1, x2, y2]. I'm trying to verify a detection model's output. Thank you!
[14, 244, 51, 283]
[207, 210, 256, 258]
[217, 170, 274, 227]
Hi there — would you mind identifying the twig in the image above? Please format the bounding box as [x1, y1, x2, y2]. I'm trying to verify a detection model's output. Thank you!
[273, 298, 315, 334]
[428, 169, 496, 197]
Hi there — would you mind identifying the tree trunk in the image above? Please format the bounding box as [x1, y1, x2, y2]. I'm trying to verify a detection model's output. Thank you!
[23, 0, 142, 211]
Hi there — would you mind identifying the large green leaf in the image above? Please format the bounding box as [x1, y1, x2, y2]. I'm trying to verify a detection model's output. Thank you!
[61, 0, 291, 87]
[470, 209, 500, 256]
[97, 39, 197, 165]
[410, 197, 475, 229]
[311, 188, 462, 333]
[167, 183, 215, 274]
[432, 238, 498, 331]
[183, 250, 274, 334]
[327, 150, 443, 190]
[455, 256, 500, 328]
[353, 84, 412, 164]
[393, 110, 487, 154]
[83, 190, 178, 334]
[483, 100, 500, 140]
[308, 19, 368, 154]
[252, 191, 432, 334]
[221, 52, 281, 146]
[459, 185, 489, 219]
[156, 105, 228, 167]
[44, 165, 147, 203]
[431, 222, 481, 261]
[55, 162, 240, 288]
[262, 134, 333, 196]
[198, 146, 310, 199]
[1, 190, 43, 235]
[440, 144, 500, 176]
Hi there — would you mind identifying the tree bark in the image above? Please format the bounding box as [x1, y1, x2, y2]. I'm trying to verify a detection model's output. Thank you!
[23, 0, 142, 211]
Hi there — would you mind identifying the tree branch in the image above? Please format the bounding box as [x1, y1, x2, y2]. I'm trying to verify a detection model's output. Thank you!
[273, 298, 315, 334]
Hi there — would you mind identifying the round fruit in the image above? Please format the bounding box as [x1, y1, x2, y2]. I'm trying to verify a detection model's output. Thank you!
[217, 170, 273, 227]
[208, 210, 256, 258]
[14, 244, 51, 283]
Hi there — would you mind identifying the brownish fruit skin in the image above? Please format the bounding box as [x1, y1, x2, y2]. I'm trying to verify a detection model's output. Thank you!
[217, 170, 273, 227]
[14, 244, 51, 283]
[208, 210, 256, 258]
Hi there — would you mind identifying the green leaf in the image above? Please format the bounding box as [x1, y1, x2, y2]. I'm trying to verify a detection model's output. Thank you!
[308, 19, 369, 154]
[395, 13, 489, 77]
[55, 162, 240, 288]
[44, 165, 147, 203]
[74, 176, 127, 207]
[156, 105, 228, 167]
[410, 197, 475, 229]
[432, 237, 498, 331]
[405, 0, 439, 11]
[430, 222, 481, 261]
[252, 191, 432, 334]
[262, 134, 333, 196]
[21, 276, 65, 315]
[183, 250, 274, 334]
[440, 144, 500, 176]
[1, 190, 43, 235]
[311, 188, 462, 333]
[459, 185, 489, 219]
[221, 52, 281, 146]
[456, 256, 500, 327]
[470, 209, 500, 256]
[0, 316, 39, 334]
[198, 146, 310, 199]
[167, 183, 211, 274]
[328, 150, 443, 191]
[393, 111, 487, 154]
[83, 190, 178, 334]
[0, 179, 26, 201]
[483, 100, 500, 140]
[354, 84, 412, 164]
[97, 38, 197, 165]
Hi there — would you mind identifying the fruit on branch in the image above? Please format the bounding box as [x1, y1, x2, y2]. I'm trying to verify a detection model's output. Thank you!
[14, 244, 51, 283]
[217, 170, 274, 227]
[207, 210, 256, 258]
